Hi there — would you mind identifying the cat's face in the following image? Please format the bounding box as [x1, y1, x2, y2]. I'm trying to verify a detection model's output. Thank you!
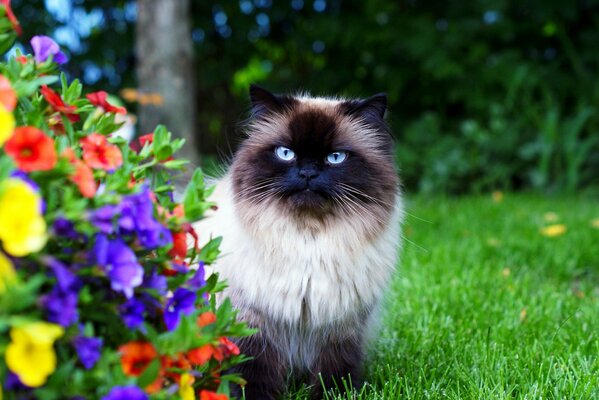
[231, 86, 398, 223]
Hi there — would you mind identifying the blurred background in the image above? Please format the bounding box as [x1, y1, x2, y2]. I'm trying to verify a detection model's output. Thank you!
[11, 0, 599, 194]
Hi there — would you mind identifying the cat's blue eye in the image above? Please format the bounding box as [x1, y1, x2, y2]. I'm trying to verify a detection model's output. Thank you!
[275, 146, 295, 161]
[326, 151, 348, 164]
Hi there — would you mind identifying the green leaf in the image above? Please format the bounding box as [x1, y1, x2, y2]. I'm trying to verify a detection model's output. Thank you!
[136, 358, 161, 389]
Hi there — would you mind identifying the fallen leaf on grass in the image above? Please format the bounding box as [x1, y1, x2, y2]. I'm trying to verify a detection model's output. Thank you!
[540, 224, 566, 237]
[543, 212, 559, 222]
[492, 191, 503, 203]
[519, 308, 527, 322]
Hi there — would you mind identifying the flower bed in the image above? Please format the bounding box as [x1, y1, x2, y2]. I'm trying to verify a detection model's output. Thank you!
[0, 3, 250, 399]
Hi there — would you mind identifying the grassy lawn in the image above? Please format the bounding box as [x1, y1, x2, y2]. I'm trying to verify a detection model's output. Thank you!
[288, 194, 599, 399]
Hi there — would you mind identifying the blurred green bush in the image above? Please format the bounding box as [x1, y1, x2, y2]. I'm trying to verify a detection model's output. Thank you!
[14, 0, 599, 193]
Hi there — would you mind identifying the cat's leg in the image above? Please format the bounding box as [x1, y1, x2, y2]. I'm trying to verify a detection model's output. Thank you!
[230, 333, 287, 400]
[309, 333, 364, 399]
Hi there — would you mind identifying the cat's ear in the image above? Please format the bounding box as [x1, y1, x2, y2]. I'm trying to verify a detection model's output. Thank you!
[249, 84, 296, 118]
[341, 93, 388, 121]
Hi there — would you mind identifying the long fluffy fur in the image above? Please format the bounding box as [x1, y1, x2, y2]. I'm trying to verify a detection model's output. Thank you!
[194, 92, 403, 398]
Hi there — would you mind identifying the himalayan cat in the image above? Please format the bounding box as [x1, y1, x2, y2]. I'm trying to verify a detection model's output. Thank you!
[194, 85, 403, 399]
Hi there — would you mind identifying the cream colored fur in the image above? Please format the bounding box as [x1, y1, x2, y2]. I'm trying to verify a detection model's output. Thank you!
[193, 174, 403, 370]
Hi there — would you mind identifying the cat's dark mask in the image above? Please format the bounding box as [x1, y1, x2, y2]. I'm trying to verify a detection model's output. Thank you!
[231, 85, 398, 219]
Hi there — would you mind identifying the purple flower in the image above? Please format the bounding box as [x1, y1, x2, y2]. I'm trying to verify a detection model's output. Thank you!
[42, 258, 80, 327]
[164, 288, 196, 331]
[53, 217, 82, 241]
[93, 235, 143, 298]
[73, 336, 103, 369]
[90, 204, 120, 234]
[89, 187, 172, 250]
[42, 288, 79, 327]
[188, 262, 206, 289]
[143, 269, 167, 295]
[119, 298, 145, 330]
[101, 386, 148, 400]
[31, 35, 67, 64]
[5, 371, 31, 390]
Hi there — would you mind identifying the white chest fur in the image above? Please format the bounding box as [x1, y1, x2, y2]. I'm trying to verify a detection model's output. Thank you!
[195, 178, 403, 332]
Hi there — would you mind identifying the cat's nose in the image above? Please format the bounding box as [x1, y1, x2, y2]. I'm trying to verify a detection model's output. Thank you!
[298, 166, 319, 180]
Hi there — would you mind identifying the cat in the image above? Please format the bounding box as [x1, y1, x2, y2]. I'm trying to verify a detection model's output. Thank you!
[194, 85, 403, 399]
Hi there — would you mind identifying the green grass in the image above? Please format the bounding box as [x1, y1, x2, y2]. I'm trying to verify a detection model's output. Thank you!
[288, 194, 599, 399]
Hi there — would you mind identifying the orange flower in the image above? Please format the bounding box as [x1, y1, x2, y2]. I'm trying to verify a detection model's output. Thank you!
[187, 344, 220, 366]
[40, 85, 79, 123]
[119, 341, 163, 393]
[0, 75, 17, 111]
[200, 390, 228, 400]
[80, 133, 123, 171]
[119, 341, 158, 376]
[62, 148, 96, 198]
[162, 353, 191, 384]
[86, 91, 127, 114]
[4, 126, 57, 171]
[197, 312, 217, 328]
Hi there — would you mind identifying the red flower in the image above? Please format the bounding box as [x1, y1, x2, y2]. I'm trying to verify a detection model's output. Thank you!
[62, 148, 97, 198]
[0, 75, 17, 111]
[168, 231, 188, 260]
[15, 55, 27, 64]
[119, 341, 163, 393]
[86, 91, 127, 114]
[80, 133, 123, 170]
[40, 85, 80, 123]
[139, 132, 154, 147]
[200, 391, 228, 400]
[218, 337, 240, 357]
[1, 0, 22, 35]
[4, 126, 57, 171]
[187, 344, 221, 366]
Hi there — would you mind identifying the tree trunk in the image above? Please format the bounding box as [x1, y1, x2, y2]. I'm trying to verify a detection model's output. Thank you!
[135, 0, 198, 166]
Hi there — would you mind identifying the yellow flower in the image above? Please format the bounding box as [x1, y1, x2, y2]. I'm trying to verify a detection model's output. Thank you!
[0, 179, 47, 256]
[540, 224, 567, 237]
[0, 103, 15, 147]
[5, 322, 64, 387]
[179, 373, 196, 400]
[0, 251, 16, 293]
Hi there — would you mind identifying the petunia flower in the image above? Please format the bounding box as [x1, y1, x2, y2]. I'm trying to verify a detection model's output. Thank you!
[162, 353, 191, 384]
[5, 322, 64, 387]
[31, 35, 67, 64]
[4, 126, 57, 172]
[101, 386, 148, 400]
[118, 341, 162, 393]
[1, 0, 22, 35]
[87, 91, 127, 114]
[73, 335, 102, 369]
[119, 297, 146, 330]
[179, 373, 196, 400]
[164, 288, 197, 331]
[199, 391, 228, 400]
[0, 102, 15, 147]
[197, 311, 216, 328]
[40, 85, 79, 122]
[0, 178, 47, 256]
[187, 344, 220, 366]
[62, 148, 97, 198]
[80, 133, 123, 171]
[92, 234, 143, 298]
[0, 75, 17, 111]
[42, 288, 79, 327]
